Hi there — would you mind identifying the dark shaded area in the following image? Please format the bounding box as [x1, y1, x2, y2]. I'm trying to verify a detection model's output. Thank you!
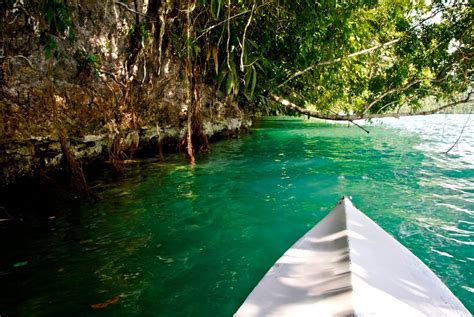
[0, 126, 251, 221]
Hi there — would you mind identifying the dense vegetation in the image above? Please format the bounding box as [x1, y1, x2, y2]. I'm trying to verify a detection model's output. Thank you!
[104, 0, 472, 161]
[188, 0, 472, 116]
[34, 0, 473, 119]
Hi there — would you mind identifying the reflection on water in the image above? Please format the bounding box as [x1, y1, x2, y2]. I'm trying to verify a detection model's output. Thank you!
[0, 115, 473, 316]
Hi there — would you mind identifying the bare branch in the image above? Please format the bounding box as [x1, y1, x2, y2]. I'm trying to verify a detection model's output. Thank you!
[362, 76, 452, 114]
[194, 10, 249, 43]
[99, 68, 127, 88]
[240, 0, 256, 72]
[185, 0, 195, 165]
[193, 3, 269, 43]
[113, 1, 147, 17]
[7, 55, 35, 69]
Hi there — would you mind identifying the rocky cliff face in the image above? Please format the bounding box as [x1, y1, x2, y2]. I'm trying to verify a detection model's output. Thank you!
[0, 0, 250, 186]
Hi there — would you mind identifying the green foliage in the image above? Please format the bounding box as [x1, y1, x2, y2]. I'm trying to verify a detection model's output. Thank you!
[164, 0, 472, 114]
[40, 0, 74, 59]
[39, 32, 58, 59]
[41, 0, 74, 42]
[129, 23, 153, 48]
[243, 64, 257, 99]
[74, 50, 99, 78]
[210, 0, 223, 18]
[218, 60, 240, 96]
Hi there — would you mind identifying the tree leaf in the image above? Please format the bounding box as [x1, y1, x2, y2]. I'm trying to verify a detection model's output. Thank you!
[217, 0, 222, 18]
[212, 47, 219, 75]
[244, 67, 252, 89]
[226, 73, 234, 95]
[250, 65, 257, 97]
[217, 68, 228, 90]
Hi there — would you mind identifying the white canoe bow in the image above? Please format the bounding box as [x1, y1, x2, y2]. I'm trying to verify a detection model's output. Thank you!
[235, 197, 471, 317]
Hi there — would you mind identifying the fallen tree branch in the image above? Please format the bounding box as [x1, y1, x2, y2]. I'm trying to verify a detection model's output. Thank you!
[270, 93, 473, 121]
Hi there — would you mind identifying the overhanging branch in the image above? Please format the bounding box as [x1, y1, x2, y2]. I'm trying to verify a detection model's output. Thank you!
[270, 92, 473, 121]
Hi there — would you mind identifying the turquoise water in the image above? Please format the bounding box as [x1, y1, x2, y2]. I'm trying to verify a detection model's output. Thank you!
[0, 115, 473, 316]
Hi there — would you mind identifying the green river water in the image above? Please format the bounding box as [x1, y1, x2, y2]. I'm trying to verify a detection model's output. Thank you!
[1, 115, 473, 316]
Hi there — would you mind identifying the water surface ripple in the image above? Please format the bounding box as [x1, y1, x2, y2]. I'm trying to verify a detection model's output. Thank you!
[0, 115, 473, 316]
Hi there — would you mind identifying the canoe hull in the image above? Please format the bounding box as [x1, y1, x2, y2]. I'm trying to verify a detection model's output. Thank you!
[234, 197, 471, 317]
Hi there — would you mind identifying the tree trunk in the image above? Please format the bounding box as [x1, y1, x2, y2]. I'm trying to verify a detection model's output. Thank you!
[270, 93, 473, 121]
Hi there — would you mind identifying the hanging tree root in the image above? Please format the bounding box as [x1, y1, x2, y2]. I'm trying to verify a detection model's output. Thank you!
[156, 123, 164, 161]
[191, 64, 209, 153]
[184, 0, 199, 165]
[183, 65, 210, 164]
[185, 63, 195, 164]
[58, 132, 94, 198]
[109, 133, 126, 172]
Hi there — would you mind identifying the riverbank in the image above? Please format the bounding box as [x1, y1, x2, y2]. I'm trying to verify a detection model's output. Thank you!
[1, 114, 251, 186]
[0, 115, 251, 223]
